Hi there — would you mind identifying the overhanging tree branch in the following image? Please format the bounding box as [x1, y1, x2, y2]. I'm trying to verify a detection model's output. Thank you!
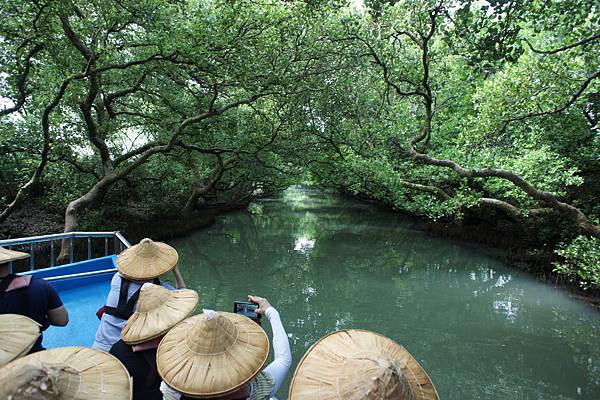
[114, 90, 276, 180]
[497, 70, 600, 136]
[522, 33, 600, 55]
[409, 148, 600, 239]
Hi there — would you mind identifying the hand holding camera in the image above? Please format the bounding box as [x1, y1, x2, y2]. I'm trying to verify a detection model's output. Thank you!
[233, 295, 272, 325]
[248, 295, 271, 315]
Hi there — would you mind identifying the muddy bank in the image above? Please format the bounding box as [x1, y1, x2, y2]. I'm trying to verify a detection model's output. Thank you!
[122, 209, 220, 243]
[0, 202, 64, 239]
[0, 201, 244, 243]
[0, 201, 245, 275]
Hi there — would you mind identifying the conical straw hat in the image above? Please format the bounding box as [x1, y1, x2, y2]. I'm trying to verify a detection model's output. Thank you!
[0, 346, 132, 399]
[157, 311, 269, 398]
[289, 329, 439, 400]
[122, 283, 199, 345]
[0, 314, 41, 366]
[0, 247, 30, 263]
[117, 238, 178, 280]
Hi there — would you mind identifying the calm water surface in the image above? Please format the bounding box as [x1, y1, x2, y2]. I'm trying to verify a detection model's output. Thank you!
[173, 186, 600, 399]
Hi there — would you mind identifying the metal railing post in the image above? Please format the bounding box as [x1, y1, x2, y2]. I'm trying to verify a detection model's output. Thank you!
[87, 237, 92, 260]
[115, 231, 131, 248]
[69, 238, 74, 264]
[50, 241, 55, 267]
[8, 245, 13, 274]
[30, 244, 35, 271]
[104, 237, 109, 256]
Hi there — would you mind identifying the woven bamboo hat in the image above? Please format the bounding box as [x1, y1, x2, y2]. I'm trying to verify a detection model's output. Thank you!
[157, 310, 269, 398]
[117, 238, 178, 280]
[122, 283, 199, 345]
[289, 329, 439, 400]
[0, 314, 41, 367]
[0, 247, 30, 264]
[0, 346, 132, 399]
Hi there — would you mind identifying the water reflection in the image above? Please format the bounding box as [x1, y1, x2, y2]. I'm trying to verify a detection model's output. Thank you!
[173, 186, 600, 399]
[293, 237, 315, 256]
[493, 297, 519, 321]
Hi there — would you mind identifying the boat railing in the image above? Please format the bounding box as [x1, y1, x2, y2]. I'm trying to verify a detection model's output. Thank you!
[0, 231, 131, 273]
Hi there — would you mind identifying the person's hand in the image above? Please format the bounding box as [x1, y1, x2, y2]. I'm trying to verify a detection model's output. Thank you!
[248, 295, 272, 315]
[172, 265, 187, 289]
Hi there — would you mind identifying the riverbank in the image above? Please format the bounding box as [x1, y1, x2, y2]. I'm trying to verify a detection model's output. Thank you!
[0, 200, 241, 244]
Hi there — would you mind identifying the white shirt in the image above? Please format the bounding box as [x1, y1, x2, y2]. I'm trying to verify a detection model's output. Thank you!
[262, 307, 292, 396]
[91, 273, 173, 351]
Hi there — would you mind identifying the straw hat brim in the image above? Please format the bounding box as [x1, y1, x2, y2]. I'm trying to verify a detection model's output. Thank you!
[122, 289, 199, 345]
[0, 314, 41, 367]
[0, 346, 132, 399]
[117, 241, 178, 280]
[0, 247, 30, 264]
[288, 329, 439, 400]
[157, 312, 269, 398]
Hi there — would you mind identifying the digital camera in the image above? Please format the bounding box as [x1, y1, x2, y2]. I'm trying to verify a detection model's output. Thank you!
[233, 301, 261, 325]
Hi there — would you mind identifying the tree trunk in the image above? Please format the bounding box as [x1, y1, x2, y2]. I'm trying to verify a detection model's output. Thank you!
[181, 155, 225, 218]
[181, 161, 204, 218]
[56, 178, 113, 262]
[0, 176, 42, 224]
[181, 188, 203, 218]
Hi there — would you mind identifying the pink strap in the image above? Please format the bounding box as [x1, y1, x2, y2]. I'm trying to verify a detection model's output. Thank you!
[6, 275, 32, 292]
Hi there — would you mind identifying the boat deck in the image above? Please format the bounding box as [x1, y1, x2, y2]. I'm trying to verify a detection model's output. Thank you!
[29, 256, 116, 348]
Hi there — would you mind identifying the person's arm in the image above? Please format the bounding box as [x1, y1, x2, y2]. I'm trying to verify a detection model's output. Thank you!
[160, 381, 181, 400]
[47, 305, 69, 326]
[172, 265, 186, 289]
[248, 295, 292, 395]
[45, 281, 69, 326]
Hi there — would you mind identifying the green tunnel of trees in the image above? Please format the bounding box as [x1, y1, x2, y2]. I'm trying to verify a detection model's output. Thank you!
[1, 0, 599, 288]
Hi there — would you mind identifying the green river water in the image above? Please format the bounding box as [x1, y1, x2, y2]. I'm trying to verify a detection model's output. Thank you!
[172, 186, 600, 399]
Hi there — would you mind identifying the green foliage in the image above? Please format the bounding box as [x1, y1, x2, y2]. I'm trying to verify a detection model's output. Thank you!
[444, 0, 524, 72]
[0, 0, 599, 287]
[554, 236, 600, 290]
[307, 0, 598, 224]
[0, 0, 326, 221]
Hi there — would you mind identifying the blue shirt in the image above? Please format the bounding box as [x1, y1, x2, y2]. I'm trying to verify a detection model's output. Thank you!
[0, 276, 63, 352]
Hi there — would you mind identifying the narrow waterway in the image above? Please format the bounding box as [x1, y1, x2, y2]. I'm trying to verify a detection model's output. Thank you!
[173, 186, 600, 399]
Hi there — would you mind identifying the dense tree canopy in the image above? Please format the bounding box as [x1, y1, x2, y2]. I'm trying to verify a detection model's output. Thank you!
[1, 0, 598, 287]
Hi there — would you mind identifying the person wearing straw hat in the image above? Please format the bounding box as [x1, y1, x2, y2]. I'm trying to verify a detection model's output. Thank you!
[109, 283, 199, 400]
[0, 247, 69, 353]
[0, 346, 133, 399]
[288, 329, 440, 400]
[158, 295, 292, 400]
[92, 238, 187, 351]
[0, 314, 41, 367]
